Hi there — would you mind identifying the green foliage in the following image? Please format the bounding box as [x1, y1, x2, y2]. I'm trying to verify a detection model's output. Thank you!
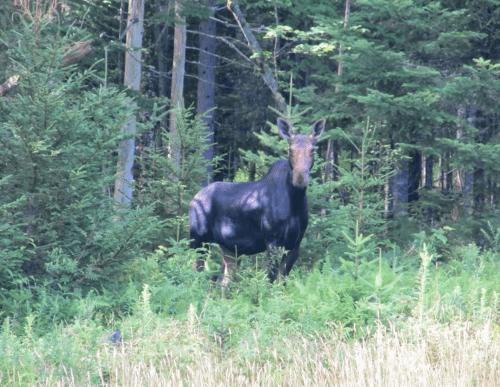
[336, 121, 394, 236]
[341, 221, 375, 281]
[0, 20, 168, 325]
[136, 107, 221, 242]
[5, 1, 500, 382]
[2, 239, 500, 384]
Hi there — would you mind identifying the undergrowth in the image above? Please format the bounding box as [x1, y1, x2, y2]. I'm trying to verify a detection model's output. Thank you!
[2, 240, 500, 386]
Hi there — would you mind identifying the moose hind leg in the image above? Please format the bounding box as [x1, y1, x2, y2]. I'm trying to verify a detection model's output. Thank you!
[278, 247, 300, 279]
[267, 244, 286, 282]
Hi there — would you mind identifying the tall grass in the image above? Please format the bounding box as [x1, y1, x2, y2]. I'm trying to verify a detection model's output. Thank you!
[2, 242, 500, 386]
[3, 318, 499, 386]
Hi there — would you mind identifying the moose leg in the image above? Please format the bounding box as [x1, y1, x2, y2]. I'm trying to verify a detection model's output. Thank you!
[191, 240, 210, 272]
[194, 248, 208, 272]
[267, 244, 286, 282]
[278, 247, 300, 278]
[217, 247, 239, 287]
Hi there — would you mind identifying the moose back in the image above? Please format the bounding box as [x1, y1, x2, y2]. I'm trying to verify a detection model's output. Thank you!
[189, 117, 325, 285]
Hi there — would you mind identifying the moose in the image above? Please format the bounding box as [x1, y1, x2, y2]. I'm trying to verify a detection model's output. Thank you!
[189, 117, 325, 285]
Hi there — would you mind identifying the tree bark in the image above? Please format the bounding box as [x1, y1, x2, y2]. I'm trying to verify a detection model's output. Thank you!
[474, 167, 485, 211]
[393, 159, 409, 216]
[154, 0, 170, 149]
[457, 107, 473, 213]
[114, 0, 144, 207]
[388, 137, 409, 218]
[169, 1, 187, 170]
[117, 0, 126, 84]
[197, 0, 216, 186]
[408, 151, 421, 203]
[227, 0, 287, 113]
[425, 155, 434, 225]
[335, 0, 350, 94]
[324, 0, 349, 183]
[324, 138, 338, 182]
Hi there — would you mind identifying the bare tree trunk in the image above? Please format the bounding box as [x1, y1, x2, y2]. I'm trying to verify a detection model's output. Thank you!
[154, 0, 170, 149]
[325, 0, 349, 183]
[117, 0, 127, 84]
[388, 137, 409, 218]
[324, 138, 338, 182]
[457, 107, 473, 213]
[335, 0, 350, 94]
[425, 155, 434, 225]
[114, 0, 144, 207]
[169, 1, 187, 170]
[227, 0, 287, 113]
[393, 159, 409, 216]
[197, 0, 216, 186]
[408, 151, 421, 203]
[474, 167, 485, 211]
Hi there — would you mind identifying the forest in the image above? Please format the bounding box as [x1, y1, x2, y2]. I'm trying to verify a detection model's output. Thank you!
[2, 0, 500, 385]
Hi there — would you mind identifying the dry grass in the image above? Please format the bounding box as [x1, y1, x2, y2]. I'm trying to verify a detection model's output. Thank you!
[22, 319, 500, 387]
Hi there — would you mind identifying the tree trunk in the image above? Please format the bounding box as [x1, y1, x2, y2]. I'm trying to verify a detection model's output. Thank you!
[388, 138, 409, 218]
[408, 151, 421, 203]
[154, 0, 170, 149]
[335, 0, 350, 94]
[169, 1, 187, 170]
[457, 106, 474, 213]
[114, 0, 144, 207]
[324, 139, 338, 182]
[197, 0, 216, 186]
[324, 0, 349, 183]
[393, 159, 409, 216]
[425, 155, 434, 225]
[474, 167, 485, 212]
[117, 0, 126, 84]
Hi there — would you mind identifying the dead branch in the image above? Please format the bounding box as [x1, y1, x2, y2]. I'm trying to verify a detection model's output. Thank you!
[0, 39, 92, 97]
[226, 0, 287, 113]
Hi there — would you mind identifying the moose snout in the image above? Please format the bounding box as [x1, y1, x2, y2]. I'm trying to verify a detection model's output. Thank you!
[292, 169, 310, 188]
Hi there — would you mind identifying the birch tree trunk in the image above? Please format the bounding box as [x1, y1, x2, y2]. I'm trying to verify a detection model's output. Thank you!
[169, 1, 187, 170]
[114, 0, 144, 207]
[197, 0, 216, 186]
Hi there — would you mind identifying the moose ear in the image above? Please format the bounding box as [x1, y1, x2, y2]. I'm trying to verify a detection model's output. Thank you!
[310, 118, 326, 140]
[277, 117, 293, 140]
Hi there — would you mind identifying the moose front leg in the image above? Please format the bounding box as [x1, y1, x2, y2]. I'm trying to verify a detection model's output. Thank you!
[217, 247, 240, 288]
[193, 244, 209, 272]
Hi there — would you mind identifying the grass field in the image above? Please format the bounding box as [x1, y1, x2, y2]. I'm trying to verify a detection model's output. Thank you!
[2, 245, 500, 386]
[2, 313, 499, 386]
